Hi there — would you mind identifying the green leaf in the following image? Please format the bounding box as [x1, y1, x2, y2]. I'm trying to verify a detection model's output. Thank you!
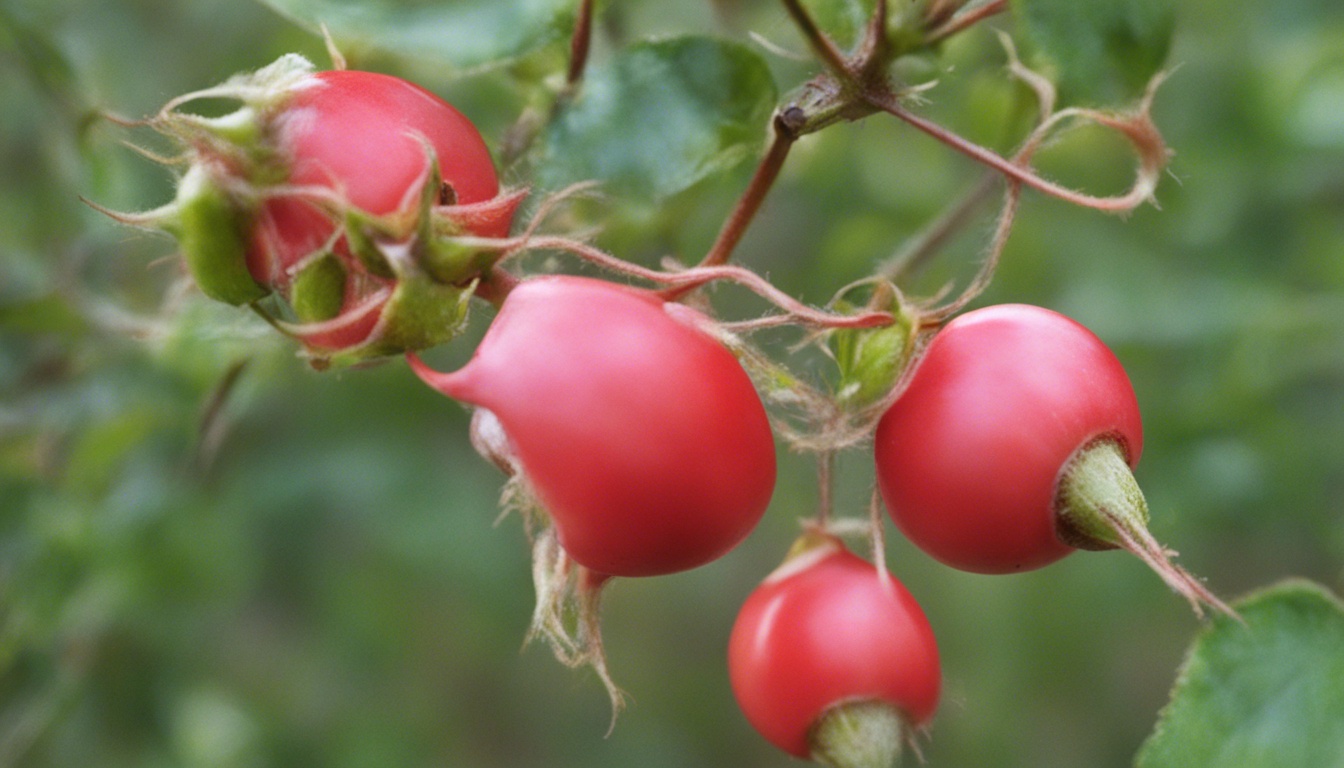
[1013, 0, 1174, 104]
[535, 36, 777, 204]
[1136, 580, 1344, 768]
[256, 0, 575, 74]
[800, 0, 877, 52]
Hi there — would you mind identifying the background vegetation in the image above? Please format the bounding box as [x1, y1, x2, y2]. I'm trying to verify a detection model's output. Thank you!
[2, 0, 1342, 766]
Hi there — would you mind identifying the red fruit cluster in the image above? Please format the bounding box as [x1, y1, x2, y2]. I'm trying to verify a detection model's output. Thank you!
[98, 49, 1226, 768]
[720, 303, 1233, 767]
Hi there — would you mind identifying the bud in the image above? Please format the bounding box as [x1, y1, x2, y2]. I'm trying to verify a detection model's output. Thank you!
[829, 281, 917, 410]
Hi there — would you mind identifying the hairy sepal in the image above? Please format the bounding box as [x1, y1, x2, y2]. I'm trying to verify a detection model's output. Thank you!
[1055, 439, 1239, 620]
[152, 54, 318, 185]
[809, 700, 908, 768]
[284, 272, 474, 368]
[173, 164, 268, 305]
[829, 281, 918, 412]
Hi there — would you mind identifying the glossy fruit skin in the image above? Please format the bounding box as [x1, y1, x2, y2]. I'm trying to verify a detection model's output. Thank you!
[875, 304, 1143, 573]
[728, 539, 940, 757]
[422, 275, 777, 578]
[247, 69, 504, 286]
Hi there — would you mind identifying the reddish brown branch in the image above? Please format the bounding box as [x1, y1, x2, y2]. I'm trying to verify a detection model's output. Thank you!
[780, 0, 852, 77]
[566, 0, 595, 87]
[698, 115, 797, 269]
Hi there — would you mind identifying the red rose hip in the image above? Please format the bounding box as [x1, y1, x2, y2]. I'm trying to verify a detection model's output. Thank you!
[410, 275, 777, 577]
[874, 304, 1233, 617]
[729, 534, 940, 766]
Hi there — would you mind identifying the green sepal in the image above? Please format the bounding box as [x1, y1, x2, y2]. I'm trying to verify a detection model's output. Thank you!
[408, 146, 498, 285]
[810, 700, 905, 768]
[314, 275, 474, 368]
[153, 108, 270, 182]
[290, 254, 347, 322]
[371, 275, 475, 354]
[342, 209, 496, 287]
[218, 53, 317, 111]
[829, 282, 916, 411]
[1054, 438, 1148, 551]
[152, 55, 317, 185]
[342, 209, 397, 279]
[173, 164, 268, 306]
[416, 235, 497, 285]
[185, 106, 262, 147]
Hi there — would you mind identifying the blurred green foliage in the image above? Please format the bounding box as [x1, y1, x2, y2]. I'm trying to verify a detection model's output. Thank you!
[2, 0, 1343, 767]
